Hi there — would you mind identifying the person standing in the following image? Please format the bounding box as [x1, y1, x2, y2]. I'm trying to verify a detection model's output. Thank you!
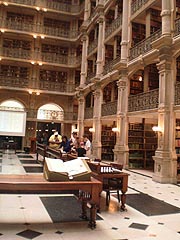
[48, 131, 62, 149]
[83, 134, 92, 157]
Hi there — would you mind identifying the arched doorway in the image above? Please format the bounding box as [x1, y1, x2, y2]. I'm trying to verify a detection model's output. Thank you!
[36, 103, 64, 143]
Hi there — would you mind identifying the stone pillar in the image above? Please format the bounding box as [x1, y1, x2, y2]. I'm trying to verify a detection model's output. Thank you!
[152, 46, 177, 183]
[113, 70, 129, 168]
[84, 0, 90, 20]
[121, 0, 129, 62]
[96, 17, 105, 76]
[92, 87, 102, 159]
[146, 9, 151, 37]
[161, 0, 171, 35]
[80, 34, 88, 87]
[77, 93, 85, 138]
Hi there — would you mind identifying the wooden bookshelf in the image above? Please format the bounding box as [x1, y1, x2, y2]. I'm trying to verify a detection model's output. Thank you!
[150, 9, 161, 34]
[132, 22, 145, 46]
[176, 119, 180, 179]
[3, 38, 31, 50]
[130, 73, 143, 95]
[42, 44, 68, 55]
[101, 125, 116, 161]
[128, 120, 157, 169]
[39, 69, 67, 83]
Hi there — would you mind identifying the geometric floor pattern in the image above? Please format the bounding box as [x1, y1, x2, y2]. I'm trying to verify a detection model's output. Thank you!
[0, 152, 180, 239]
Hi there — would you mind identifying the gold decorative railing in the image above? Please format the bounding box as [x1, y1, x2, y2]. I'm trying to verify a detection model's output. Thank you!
[131, 0, 149, 15]
[175, 82, 180, 105]
[86, 72, 96, 84]
[41, 53, 68, 65]
[3, 19, 80, 40]
[128, 89, 159, 112]
[174, 18, 180, 37]
[84, 107, 93, 119]
[27, 109, 77, 121]
[105, 15, 122, 39]
[103, 56, 121, 75]
[101, 101, 117, 116]
[5, 0, 84, 14]
[5, 0, 35, 6]
[0, 76, 29, 88]
[3, 47, 32, 60]
[88, 39, 98, 55]
[129, 29, 162, 61]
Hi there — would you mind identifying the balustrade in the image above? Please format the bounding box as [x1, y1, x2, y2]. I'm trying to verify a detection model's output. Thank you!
[3, 48, 32, 60]
[103, 56, 121, 75]
[101, 101, 117, 116]
[6, 0, 35, 6]
[84, 107, 93, 119]
[105, 15, 122, 39]
[174, 18, 180, 37]
[175, 82, 180, 105]
[128, 89, 159, 112]
[129, 29, 161, 61]
[88, 39, 98, 55]
[131, 0, 149, 15]
[0, 76, 29, 88]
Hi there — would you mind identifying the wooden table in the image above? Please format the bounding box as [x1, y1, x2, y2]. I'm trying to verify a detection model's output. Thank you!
[0, 175, 102, 229]
[90, 171, 129, 210]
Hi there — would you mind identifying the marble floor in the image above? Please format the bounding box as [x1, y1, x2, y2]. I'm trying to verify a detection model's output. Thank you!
[0, 151, 180, 239]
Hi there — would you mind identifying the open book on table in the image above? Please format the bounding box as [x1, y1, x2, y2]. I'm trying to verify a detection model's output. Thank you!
[44, 157, 92, 181]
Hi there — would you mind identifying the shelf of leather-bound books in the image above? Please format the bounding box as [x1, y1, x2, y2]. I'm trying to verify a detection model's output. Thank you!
[101, 125, 116, 161]
[129, 150, 144, 168]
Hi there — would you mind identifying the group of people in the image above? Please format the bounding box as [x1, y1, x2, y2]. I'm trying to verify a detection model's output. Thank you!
[47, 131, 92, 158]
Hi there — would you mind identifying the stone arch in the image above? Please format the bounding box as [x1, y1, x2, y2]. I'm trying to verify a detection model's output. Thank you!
[37, 103, 64, 121]
[0, 99, 25, 110]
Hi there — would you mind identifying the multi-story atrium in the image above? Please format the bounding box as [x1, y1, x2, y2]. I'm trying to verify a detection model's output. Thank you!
[1, 0, 180, 239]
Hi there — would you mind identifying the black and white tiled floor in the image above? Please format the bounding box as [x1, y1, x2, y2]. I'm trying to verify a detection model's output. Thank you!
[0, 151, 180, 239]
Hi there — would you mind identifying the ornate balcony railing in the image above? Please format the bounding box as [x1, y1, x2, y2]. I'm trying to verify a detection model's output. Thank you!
[102, 101, 117, 116]
[5, 20, 34, 32]
[3, 47, 32, 60]
[128, 89, 159, 112]
[27, 109, 77, 121]
[86, 72, 96, 84]
[39, 81, 74, 93]
[41, 53, 68, 65]
[88, 39, 98, 55]
[4, 19, 80, 40]
[46, 1, 84, 14]
[6, 0, 35, 6]
[103, 56, 121, 75]
[174, 18, 180, 37]
[175, 82, 180, 105]
[105, 15, 122, 39]
[131, 0, 149, 15]
[84, 107, 93, 119]
[0, 76, 29, 88]
[129, 29, 162, 61]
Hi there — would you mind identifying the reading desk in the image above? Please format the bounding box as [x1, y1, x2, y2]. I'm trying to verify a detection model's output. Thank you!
[87, 162, 129, 210]
[0, 175, 102, 229]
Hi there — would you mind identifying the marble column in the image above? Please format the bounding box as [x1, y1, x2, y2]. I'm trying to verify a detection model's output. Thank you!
[80, 34, 88, 87]
[161, 0, 171, 35]
[92, 87, 102, 159]
[113, 70, 129, 168]
[152, 48, 177, 183]
[77, 94, 85, 138]
[121, 0, 129, 62]
[96, 17, 105, 76]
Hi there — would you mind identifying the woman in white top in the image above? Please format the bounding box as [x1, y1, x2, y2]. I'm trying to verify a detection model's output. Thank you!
[83, 135, 91, 157]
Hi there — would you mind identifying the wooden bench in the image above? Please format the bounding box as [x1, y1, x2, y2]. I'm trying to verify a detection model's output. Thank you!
[0, 174, 102, 229]
[36, 143, 76, 164]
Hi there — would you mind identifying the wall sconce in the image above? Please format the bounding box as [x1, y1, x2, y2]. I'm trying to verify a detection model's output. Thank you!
[112, 127, 119, 132]
[152, 126, 162, 136]
[89, 128, 95, 132]
[138, 76, 143, 81]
